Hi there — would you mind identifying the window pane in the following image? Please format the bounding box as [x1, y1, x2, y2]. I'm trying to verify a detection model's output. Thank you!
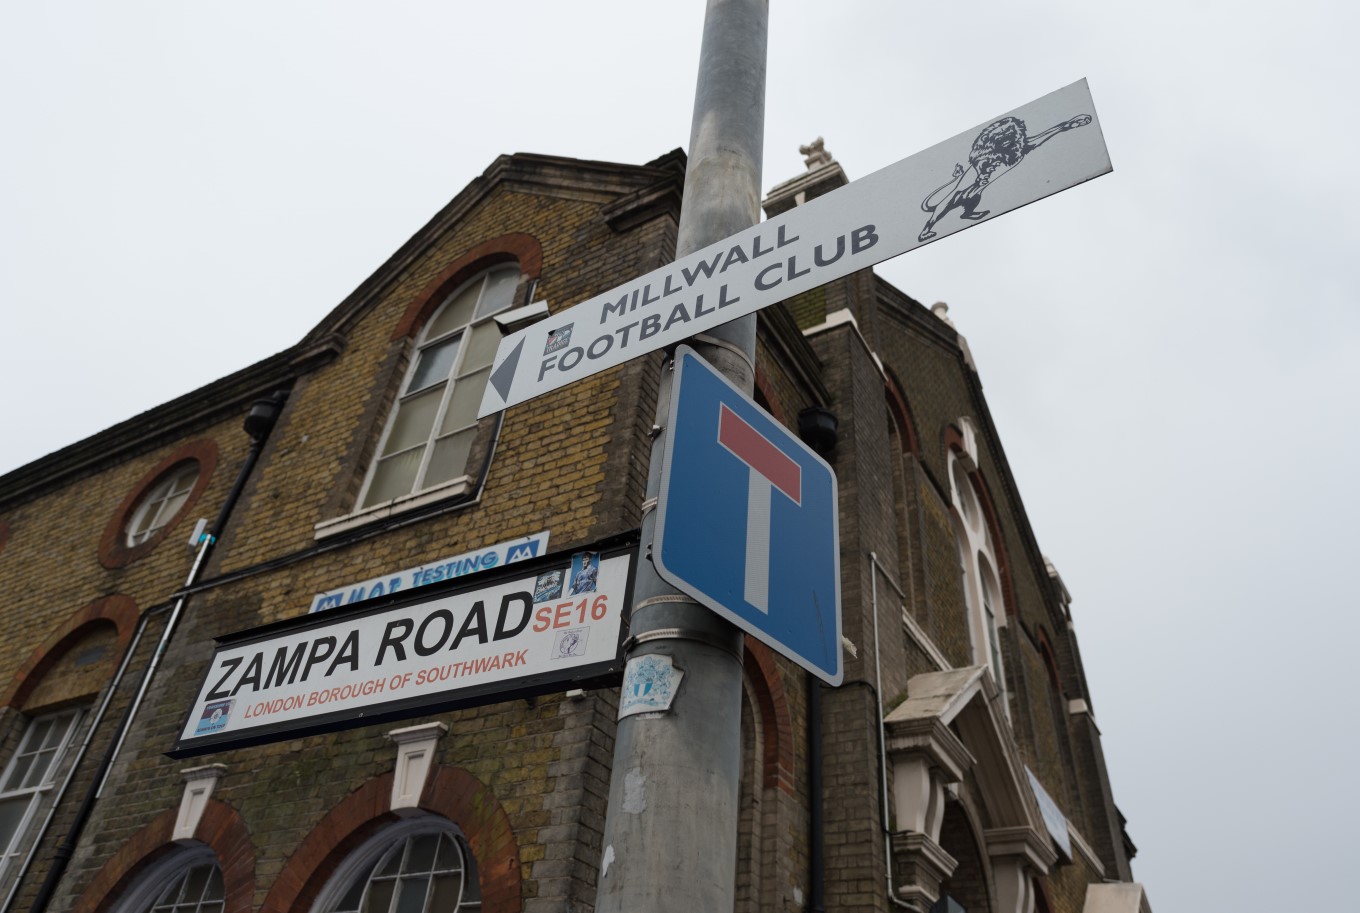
[20, 749, 57, 789]
[427, 285, 480, 341]
[0, 796, 31, 854]
[364, 448, 425, 507]
[364, 878, 396, 913]
[474, 267, 519, 319]
[407, 834, 438, 873]
[423, 432, 475, 489]
[155, 490, 192, 528]
[409, 337, 461, 393]
[383, 388, 444, 456]
[2, 753, 35, 793]
[427, 874, 464, 912]
[459, 323, 501, 375]
[25, 719, 54, 755]
[167, 464, 199, 497]
[393, 878, 430, 913]
[182, 865, 210, 903]
[440, 370, 488, 436]
[433, 834, 459, 873]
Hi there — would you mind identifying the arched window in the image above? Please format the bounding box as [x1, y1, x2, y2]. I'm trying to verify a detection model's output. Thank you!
[948, 448, 1007, 706]
[109, 845, 224, 913]
[359, 265, 520, 509]
[125, 461, 200, 547]
[313, 817, 481, 913]
[0, 707, 83, 877]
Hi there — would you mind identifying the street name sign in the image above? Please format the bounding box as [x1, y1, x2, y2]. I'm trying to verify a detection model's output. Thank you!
[653, 347, 842, 684]
[479, 79, 1110, 417]
[170, 536, 637, 758]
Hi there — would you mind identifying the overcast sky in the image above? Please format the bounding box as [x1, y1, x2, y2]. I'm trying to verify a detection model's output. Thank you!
[4, 2, 1357, 908]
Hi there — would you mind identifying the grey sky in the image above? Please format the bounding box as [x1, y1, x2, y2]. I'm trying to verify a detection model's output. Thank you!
[3, 2, 1357, 908]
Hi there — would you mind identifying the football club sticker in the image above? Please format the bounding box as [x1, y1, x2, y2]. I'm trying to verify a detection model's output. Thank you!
[618, 654, 684, 719]
[544, 324, 573, 355]
[534, 570, 564, 603]
[195, 700, 233, 735]
[568, 551, 600, 595]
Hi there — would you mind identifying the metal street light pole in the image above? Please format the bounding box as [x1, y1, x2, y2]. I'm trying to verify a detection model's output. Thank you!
[595, 1, 767, 911]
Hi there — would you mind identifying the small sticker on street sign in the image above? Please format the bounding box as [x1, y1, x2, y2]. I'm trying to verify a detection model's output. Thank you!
[479, 79, 1110, 417]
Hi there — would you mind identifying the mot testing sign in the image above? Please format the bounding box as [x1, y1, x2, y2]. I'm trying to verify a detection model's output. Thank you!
[654, 347, 842, 684]
[169, 537, 636, 758]
[309, 531, 549, 613]
[479, 79, 1111, 417]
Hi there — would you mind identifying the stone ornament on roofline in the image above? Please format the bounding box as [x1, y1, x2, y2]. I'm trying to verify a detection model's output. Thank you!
[799, 137, 834, 169]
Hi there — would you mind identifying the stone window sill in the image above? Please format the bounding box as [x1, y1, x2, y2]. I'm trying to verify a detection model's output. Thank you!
[313, 477, 472, 540]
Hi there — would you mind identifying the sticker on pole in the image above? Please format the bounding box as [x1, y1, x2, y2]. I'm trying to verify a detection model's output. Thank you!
[654, 347, 842, 685]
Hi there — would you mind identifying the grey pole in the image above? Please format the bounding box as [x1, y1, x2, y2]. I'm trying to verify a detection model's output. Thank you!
[595, 1, 767, 911]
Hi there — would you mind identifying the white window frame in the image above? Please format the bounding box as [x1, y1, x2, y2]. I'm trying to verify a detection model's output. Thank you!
[126, 462, 200, 547]
[948, 449, 1008, 707]
[106, 844, 222, 913]
[310, 815, 481, 913]
[355, 265, 519, 511]
[0, 708, 85, 879]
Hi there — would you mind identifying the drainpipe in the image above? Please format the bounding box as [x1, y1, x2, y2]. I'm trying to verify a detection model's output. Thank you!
[869, 552, 917, 911]
[20, 391, 285, 913]
[806, 674, 825, 913]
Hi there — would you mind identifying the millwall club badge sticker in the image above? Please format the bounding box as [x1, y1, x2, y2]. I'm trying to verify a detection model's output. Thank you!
[618, 654, 683, 720]
[195, 699, 233, 735]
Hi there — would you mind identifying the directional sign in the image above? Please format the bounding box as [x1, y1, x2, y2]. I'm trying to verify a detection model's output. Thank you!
[654, 347, 842, 684]
[479, 79, 1111, 417]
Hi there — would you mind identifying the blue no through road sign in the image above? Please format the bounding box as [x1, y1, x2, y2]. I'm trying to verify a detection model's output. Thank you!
[654, 346, 842, 685]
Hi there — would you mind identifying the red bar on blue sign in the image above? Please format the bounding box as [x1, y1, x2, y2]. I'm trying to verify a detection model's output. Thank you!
[717, 404, 802, 504]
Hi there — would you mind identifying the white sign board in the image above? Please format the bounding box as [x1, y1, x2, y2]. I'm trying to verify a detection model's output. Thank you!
[1026, 767, 1073, 859]
[309, 531, 550, 612]
[479, 79, 1110, 416]
[170, 539, 635, 757]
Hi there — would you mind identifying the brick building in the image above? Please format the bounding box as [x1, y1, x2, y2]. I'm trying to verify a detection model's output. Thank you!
[0, 147, 1150, 913]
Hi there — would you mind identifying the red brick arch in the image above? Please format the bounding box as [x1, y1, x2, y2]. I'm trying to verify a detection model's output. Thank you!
[944, 425, 1018, 618]
[71, 799, 255, 913]
[744, 640, 795, 796]
[98, 438, 219, 569]
[392, 232, 544, 341]
[262, 766, 521, 913]
[2, 594, 139, 709]
[883, 370, 920, 455]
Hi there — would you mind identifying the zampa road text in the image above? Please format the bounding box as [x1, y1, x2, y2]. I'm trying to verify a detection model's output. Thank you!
[206, 591, 536, 701]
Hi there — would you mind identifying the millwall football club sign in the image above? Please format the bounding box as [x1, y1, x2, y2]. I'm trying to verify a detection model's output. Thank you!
[170, 536, 637, 757]
[479, 79, 1111, 416]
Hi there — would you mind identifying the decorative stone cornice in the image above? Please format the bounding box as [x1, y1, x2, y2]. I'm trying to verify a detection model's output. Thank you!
[890, 831, 958, 910]
[884, 715, 974, 784]
[388, 722, 448, 814]
[174, 764, 227, 843]
[985, 825, 1059, 873]
[762, 160, 850, 218]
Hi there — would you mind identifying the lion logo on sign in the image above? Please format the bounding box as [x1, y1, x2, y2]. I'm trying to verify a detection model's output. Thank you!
[918, 113, 1092, 242]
